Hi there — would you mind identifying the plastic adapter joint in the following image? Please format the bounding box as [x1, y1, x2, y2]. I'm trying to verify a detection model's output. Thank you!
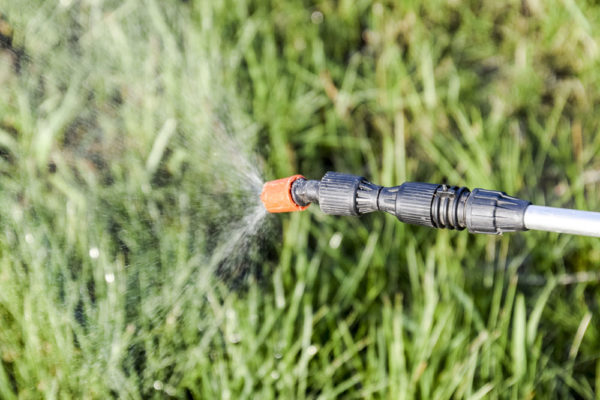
[290, 172, 531, 235]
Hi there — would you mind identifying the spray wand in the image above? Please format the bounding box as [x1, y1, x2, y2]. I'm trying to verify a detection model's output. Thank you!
[260, 172, 600, 237]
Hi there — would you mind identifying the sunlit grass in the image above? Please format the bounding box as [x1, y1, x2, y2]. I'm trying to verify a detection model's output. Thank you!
[0, 0, 600, 398]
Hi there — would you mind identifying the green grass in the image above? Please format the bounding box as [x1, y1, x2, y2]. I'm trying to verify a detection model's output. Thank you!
[1, 0, 600, 398]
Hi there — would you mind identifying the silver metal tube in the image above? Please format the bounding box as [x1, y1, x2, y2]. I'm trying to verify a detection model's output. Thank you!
[524, 205, 600, 237]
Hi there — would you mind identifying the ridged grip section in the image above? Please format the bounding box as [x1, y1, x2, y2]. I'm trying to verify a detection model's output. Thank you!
[319, 172, 362, 216]
[395, 182, 440, 227]
[465, 188, 530, 234]
[430, 185, 470, 230]
[356, 180, 382, 214]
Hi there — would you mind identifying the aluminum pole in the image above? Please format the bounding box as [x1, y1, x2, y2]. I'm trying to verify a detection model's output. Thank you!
[524, 205, 600, 237]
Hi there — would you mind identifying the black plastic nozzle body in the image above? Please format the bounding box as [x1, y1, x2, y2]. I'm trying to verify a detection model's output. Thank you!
[291, 172, 531, 235]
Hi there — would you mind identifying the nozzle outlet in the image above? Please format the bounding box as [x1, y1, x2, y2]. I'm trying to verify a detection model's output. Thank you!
[260, 175, 309, 213]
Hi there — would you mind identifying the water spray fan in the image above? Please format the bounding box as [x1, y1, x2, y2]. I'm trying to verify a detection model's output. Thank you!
[260, 172, 600, 237]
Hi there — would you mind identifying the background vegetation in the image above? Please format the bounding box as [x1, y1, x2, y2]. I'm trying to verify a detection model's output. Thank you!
[1, 0, 600, 398]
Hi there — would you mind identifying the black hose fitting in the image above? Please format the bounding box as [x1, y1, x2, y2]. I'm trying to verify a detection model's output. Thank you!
[291, 178, 319, 207]
[291, 172, 531, 235]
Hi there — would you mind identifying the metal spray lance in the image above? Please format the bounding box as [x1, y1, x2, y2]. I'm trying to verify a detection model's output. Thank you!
[260, 172, 600, 237]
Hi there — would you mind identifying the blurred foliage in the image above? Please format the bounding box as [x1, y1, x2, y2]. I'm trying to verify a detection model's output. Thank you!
[0, 0, 599, 398]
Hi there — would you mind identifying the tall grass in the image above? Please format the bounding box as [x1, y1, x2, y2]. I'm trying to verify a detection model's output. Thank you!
[0, 0, 599, 398]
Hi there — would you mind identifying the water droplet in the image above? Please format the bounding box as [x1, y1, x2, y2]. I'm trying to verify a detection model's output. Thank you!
[12, 206, 22, 222]
[329, 232, 342, 249]
[274, 352, 282, 359]
[66, 201, 75, 216]
[153, 380, 163, 391]
[270, 371, 280, 380]
[228, 333, 241, 344]
[25, 233, 34, 244]
[166, 314, 176, 326]
[293, 37, 306, 52]
[105, 273, 115, 283]
[89, 247, 100, 259]
[311, 10, 324, 24]
[164, 385, 177, 396]
[226, 309, 236, 319]
[307, 345, 318, 356]
[126, 324, 136, 335]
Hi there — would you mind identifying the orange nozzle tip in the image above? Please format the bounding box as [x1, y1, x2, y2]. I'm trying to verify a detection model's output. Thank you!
[261, 174, 309, 213]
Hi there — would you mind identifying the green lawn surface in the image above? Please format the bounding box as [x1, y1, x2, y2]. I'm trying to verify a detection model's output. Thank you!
[1, 0, 600, 398]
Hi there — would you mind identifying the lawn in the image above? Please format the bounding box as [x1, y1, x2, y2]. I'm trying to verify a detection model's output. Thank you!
[1, 0, 600, 398]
